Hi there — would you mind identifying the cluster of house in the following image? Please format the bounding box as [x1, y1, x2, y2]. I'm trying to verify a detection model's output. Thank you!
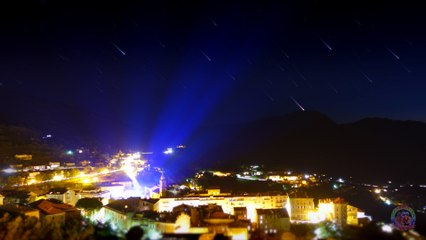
[100, 189, 370, 238]
[0, 187, 371, 239]
[0, 188, 81, 225]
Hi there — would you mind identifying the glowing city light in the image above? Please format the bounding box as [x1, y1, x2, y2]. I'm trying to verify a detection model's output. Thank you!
[381, 224, 393, 233]
[52, 174, 64, 181]
[27, 179, 37, 185]
[3, 168, 17, 173]
[163, 148, 174, 154]
[308, 211, 320, 223]
[119, 152, 146, 196]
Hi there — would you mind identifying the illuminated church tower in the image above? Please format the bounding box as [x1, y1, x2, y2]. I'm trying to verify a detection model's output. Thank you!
[159, 172, 167, 197]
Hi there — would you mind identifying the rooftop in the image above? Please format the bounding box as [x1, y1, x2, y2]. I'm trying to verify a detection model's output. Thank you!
[256, 208, 289, 218]
[0, 190, 33, 199]
[30, 199, 77, 215]
[105, 197, 157, 213]
[47, 188, 69, 195]
[0, 204, 38, 214]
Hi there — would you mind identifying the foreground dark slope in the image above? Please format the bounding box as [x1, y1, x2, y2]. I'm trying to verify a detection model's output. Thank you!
[190, 111, 426, 183]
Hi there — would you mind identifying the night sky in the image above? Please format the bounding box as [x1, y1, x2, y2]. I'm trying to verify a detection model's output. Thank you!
[1, 0, 426, 150]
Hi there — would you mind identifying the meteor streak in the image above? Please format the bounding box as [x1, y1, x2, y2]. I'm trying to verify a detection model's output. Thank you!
[290, 96, 305, 111]
[111, 42, 126, 55]
[200, 49, 212, 62]
[385, 46, 399, 60]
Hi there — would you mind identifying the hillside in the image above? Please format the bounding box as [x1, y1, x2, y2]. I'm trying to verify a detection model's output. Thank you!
[184, 111, 426, 184]
[0, 125, 64, 166]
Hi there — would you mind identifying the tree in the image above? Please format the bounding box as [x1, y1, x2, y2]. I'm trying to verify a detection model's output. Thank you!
[76, 198, 103, 219]
[76, 198, 103, 210]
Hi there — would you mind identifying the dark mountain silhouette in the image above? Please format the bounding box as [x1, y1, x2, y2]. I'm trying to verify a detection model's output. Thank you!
[1, 108, 425, 183]
[0, 125, 62, 166]
[187, 111, 426, 184]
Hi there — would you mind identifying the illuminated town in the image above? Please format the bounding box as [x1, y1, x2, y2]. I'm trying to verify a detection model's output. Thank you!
[2, 0, 426, 239]
[0, 146, 424, 239]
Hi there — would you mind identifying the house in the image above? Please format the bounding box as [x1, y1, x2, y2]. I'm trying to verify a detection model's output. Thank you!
[103, 197, 157, 230]
[0, 190, 37, 205]
[76, 187, 110, 205]
[0, 204, 40, 219]
[30, 199, 81, 225]
[288, 198, 315, 221]
[256, 208, 290, 234]
[0, 193, 4, 205]
[98, 183, 125, 199]
[46, 188, 77, 205]
[233, 207, 247, 221]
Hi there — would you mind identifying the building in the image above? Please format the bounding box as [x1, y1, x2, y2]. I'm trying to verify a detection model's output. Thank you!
[49, 162, 60, 169]
[99, 183, 126, 199]
[159, 173, 167, 197]
[233, 207, 247, 221]
[111, 200, 247, 239]
[14, 154, 32, 161]
[289, 198, 315, 221]
[30, 199, 81, 225]
[154, 190, 288, 223]
[0, 190, 37, 205]
[46, 188, 77, 206]
[103, 197, 157, 230]
[76, 187, 110, 205]
[301, 198, 365, 227]
[256, 208, 290, 234]
[0, 204, 40, 219]
[317, 198, 347, 226]
[347, 204, 359, 226]
[333, 198, 347, 227]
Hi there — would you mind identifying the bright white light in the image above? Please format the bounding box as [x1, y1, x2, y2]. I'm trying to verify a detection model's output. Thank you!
[163, 148, 173, 154]
[78, 149, 83, 154]
[27, 179, 37, 185]
[381, 224, 393, 233]
[374, 189, 381, 194]
[3, 168, 17, 173]
[246, 204, 256, 222]
[337, 178, 344, 183]
[52, 175, 64, 181]
[132, 152, 141, 159]
[385, 199, 392, 205]
[146, 229, 162, 240]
